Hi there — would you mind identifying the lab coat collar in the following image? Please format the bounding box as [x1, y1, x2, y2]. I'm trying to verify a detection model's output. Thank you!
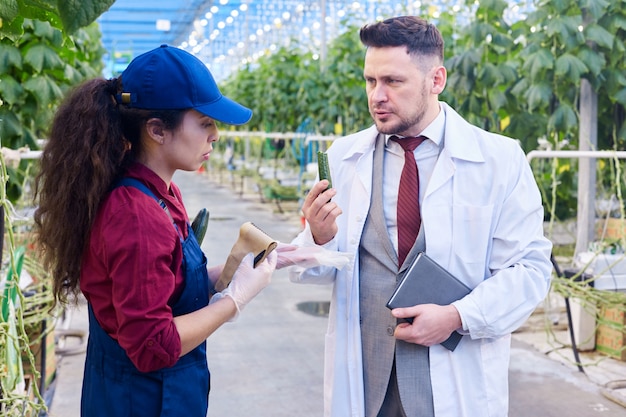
[439, 102, 485, 163]
[340, 125, 379, 161]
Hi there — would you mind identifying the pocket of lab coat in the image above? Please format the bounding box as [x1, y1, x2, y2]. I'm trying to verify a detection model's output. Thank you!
[451, 204, 494, 273]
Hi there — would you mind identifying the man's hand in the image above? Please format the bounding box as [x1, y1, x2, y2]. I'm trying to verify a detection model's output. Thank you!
[301, 180, 342, 245]
[392, 304, 462, 346]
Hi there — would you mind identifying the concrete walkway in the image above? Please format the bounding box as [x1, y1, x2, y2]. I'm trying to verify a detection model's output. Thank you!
[46, 169, 626, 417]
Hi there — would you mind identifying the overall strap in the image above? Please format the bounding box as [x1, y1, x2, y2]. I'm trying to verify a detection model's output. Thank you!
[114, 177, 175, 224]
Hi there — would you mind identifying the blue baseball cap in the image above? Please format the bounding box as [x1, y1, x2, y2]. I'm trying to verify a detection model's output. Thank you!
[118, 44, 252, 125]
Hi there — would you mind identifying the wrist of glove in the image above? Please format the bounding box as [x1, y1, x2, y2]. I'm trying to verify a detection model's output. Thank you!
[209, 251, 276, 320]
[208, 287, 238, 319]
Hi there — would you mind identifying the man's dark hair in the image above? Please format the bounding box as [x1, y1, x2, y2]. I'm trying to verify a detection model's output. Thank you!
[359, 16, 444, 62]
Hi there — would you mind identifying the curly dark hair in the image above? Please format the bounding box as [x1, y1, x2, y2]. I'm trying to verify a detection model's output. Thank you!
[33, 77, 185, 305]
[359, 15, 444, 63]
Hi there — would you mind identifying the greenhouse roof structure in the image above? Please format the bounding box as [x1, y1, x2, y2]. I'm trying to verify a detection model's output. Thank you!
[97, 0, 532, 80]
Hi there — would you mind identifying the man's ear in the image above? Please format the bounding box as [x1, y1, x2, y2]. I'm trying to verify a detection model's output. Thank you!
[431, 65, 447, 95]
[146, 118, 166, 144]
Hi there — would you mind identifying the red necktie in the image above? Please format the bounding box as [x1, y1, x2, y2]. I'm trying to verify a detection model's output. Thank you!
[391, 136, 426, 267]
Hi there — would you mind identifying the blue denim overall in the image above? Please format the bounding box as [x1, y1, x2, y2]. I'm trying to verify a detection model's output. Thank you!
[81, 178, 211, 417]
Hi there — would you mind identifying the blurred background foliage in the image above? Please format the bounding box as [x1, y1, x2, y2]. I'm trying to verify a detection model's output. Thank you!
[220, 0, 626, 222]
[0, 0, 626, 218]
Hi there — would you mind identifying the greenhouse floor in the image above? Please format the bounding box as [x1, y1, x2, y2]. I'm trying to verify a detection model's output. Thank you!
[45, 169, 626, 417]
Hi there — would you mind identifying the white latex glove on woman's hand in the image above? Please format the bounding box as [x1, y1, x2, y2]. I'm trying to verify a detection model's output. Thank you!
[275, 242, 300, 269]
[211, 251, 276, 316]
[275, 241, 353, 270]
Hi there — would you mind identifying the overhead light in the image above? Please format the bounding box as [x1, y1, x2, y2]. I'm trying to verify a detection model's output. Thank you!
[156, 19, 171, 31]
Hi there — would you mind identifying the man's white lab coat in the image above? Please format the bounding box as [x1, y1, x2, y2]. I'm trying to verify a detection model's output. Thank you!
[290, 103, 553, 417]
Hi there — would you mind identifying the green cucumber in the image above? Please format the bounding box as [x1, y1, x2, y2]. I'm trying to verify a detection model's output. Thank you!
[191, 208, 209, 245]
[317, 151, 332, 190]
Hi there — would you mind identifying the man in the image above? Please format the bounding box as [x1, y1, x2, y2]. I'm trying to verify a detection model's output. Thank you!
[288, 16, 552, 417]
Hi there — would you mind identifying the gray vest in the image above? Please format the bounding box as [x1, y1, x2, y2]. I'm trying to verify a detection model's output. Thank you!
[359, 134, 434, 417]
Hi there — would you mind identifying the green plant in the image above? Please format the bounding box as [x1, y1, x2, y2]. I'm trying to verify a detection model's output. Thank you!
[443, 0, 522, 136]
[0, 19, 105, 202]
[222, 23, 369, 136]
[209, 2, 626, 227]
[0, 2, 113, 414]
[533, 157, 578, 221]
[0, 0, 115, 40]
[320, 23, 369, 135]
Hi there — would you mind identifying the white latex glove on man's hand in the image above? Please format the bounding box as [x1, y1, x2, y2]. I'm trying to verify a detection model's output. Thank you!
[211, 251, 276, 316]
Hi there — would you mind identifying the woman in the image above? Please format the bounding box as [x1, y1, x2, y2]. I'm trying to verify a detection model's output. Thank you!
[33, 45, 276, 416]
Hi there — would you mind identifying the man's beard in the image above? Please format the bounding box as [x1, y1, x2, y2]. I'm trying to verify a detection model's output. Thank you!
[372, 111, 425, 136]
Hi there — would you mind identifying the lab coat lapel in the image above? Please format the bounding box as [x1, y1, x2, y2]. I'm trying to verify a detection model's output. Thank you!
[424, 103, 484, 199]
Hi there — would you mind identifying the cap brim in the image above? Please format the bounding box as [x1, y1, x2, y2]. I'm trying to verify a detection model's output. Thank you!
[195, 96, 252, 126]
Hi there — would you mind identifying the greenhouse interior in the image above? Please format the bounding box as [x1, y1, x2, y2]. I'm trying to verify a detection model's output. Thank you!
[1, 1, 626, 416]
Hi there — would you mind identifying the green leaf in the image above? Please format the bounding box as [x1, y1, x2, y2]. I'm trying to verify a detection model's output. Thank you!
[488, 88, 508, 110]
[16, 1, 63, 32]
[585, 23, 614, 49]
[555, 53, 588, 79]
[547, 0, 577, 14]
[510, 78, 529, 97]
[468, 95, 483, 115]
[490, 32, 515, 51]
[609, 15, 626, 32]
[526, 83, 552, 111]
[22, 74, 63, 106]
[545, 15, 582, 42]
[468, 22, 491, 45]
[0, 108, 23, 139]
[548, 103, 577, 131]
[577, 47, 605, 77]
[0, 75, 24, 105]
[603, 68, 626, 92]
[53, 63, 83, 85]
[583, 0, 611, 19]
[613, 88, 626, 106]
[75, 58, 100, 79]
[446, 71, 471, 94]
[23, 43, 64, 72]
[498, 62, 519, 84]
[523, 48, 554, 80]
[31, 18, 64, 47]
[0, 13, 24, 41]
[477, 62, 502, 85]
[0, 0, 19, 21]
[0, 43, 22, 73]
